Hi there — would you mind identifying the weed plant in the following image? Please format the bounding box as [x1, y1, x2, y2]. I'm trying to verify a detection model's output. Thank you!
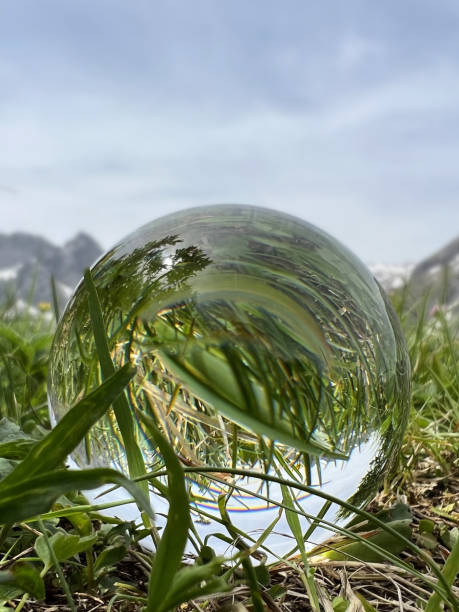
[0, 284, 456, 611]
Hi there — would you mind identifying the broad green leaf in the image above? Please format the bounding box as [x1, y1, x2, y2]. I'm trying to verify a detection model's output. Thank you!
[440, 526, 458, 550]
[0, 458, 15, 481]
[332, 597, 349, 612]
[419, 518, 435, 534]
[0, 439, 34, 461]
[268, 584, 287, 600]
[312, 519, 412, 562]
[37, 518, 77, 612]
[0, 467, 154, 525]
[0, 323, 29, 351]
[162, 558, 230, 610]
[417, 531, 438, 551]
[345, 501, 412, 530]
[165, 558, 226, 597]
[317, 502, 414, 563]
[254, 564, 270, 587]
[0, 584, 23, 601]
[100, 523, 132, 548]
[166, 577, 231, 610]
[0, 363, 136, 488]
[0, 418, 35, 460]
[197, 545, 215, 565]
[35, 531, 98, 573]
[94, 542, 128, 576]
[63, 511, 92, 537]
[0, 563, 45, 601]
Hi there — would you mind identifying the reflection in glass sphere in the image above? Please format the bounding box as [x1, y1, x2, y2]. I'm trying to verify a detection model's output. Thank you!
[48, 205, 410, 557]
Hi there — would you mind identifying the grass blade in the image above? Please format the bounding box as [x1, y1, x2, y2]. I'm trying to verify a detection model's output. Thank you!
[0, 363, 136, 487]
[161, 558, 230, 610]
[84, 268, 148, 494]
[160, 350, 347, 460]
[217, 494, 265, 612]
[37, 518, 76, 612]
[148, 464, 456, 608]
[281, 483, 320, 611]
[425, 532, 459, 612]
[50, 275, 61, 324]
[0, 467, 154, 524]
[137, 413, 190, 612]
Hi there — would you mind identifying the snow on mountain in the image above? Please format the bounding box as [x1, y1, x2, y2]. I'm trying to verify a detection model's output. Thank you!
[408, 235, 459, 316]
[371, 235, 459, 317]
[369, 262, 415, 293]
[0, 264, 22, 282]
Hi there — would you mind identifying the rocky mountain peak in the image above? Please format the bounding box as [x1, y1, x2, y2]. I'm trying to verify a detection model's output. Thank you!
[0, 232, 103, 306]
[1, 227, 458, 318]
[64, 232, 101, 256]
[372, 234, 459, 317]
[411, 235, 459, 277]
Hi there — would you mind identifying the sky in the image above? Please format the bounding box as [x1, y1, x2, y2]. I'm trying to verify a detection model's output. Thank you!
[1, 1, 459, 264]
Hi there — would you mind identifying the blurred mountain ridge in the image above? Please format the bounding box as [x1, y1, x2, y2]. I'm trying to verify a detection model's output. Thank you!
[370, 234, 459, 317]
[0, 231, 102, 309]
[0, 230, 458, 317]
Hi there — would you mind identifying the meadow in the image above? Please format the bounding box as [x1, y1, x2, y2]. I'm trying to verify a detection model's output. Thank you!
[0, 282, 457, 611]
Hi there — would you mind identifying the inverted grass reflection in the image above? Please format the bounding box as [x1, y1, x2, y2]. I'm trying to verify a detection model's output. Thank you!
[48, 205, 410, 552]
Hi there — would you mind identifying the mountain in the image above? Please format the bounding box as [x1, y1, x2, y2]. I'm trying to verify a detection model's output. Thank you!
[1, 228, 458, 319]
[0, 232, 103, 308]
[408, 236, 459, 316]
[371, 235, 459, 317]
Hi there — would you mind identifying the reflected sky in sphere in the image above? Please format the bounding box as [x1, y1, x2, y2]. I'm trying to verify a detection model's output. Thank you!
[48, 204, 410, 556]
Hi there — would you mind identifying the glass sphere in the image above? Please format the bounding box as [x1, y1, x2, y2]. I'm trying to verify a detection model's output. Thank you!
[48, 205, 410, 556]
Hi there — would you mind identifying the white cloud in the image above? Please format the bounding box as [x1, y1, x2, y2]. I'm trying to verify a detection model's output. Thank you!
[0, 2, 458, 264]
[336, 35, 382, 70]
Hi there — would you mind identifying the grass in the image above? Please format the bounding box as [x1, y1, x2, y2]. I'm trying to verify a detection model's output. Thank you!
[0, 284, 457, 611]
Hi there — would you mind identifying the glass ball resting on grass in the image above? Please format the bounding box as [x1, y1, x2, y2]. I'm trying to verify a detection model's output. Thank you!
[48, 204, 410, 557]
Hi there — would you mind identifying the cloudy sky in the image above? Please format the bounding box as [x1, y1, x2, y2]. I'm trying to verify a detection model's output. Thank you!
[1, 1, 459, 264]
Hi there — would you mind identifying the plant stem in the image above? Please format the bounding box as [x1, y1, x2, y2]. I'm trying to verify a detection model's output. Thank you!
[144, 465, 455, 608]
[14, 592, 29, 612]
[0, 524, 10, 549]
[425, 534, 459, 612]
[37, 519, 76, 612]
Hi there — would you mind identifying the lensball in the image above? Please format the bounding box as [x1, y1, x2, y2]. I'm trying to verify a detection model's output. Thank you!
[48, 205, 410, 557]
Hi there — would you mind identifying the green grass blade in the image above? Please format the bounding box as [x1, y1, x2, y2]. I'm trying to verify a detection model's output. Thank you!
[84, 269, 148, 495]
[160, 350, 347, 460]
[425, 533, 459, 612]
[148, 464, 455, 607]
[161, 558, 230, 610]
[217, 494, 265, 612]
[0, 363, 136, 487]
[137, 413, 190, 612]
[50, 275, 61, 324]
[28, 499, 137, 523]
[37, 518, 76, 612]
[0, 467, 154, 524]
[281, 484, 320, 612]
